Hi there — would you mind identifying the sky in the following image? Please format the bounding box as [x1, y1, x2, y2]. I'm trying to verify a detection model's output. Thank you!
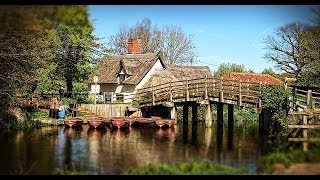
[89, 5, 318, 73]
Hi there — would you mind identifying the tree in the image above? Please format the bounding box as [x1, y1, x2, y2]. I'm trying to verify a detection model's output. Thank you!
[109, 17, 197, 65]
[296, 8, 320, 87]
[311, 6, 320, 25]
[0, 6, 54, 119]
[38, 6, 103, 97]
[261, 68, 281, 79]
[213, 63, 252, 78]
[263, 23, 311, 79]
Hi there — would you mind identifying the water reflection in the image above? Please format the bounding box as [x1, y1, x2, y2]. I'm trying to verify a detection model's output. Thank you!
[155, 128, 175, 138]
[87, 128, 106, 137]
[0, 121, 264, 174]
[182, 121, 188, 144]
[63, 126, 83, 137]
[216, 126, 223, 163]
[228, 122, 234, 150]
[191, 122, 198, 145]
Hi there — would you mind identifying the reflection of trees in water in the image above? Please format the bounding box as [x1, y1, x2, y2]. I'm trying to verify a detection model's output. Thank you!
[0, 120, 263, 174]
[177, 121, 260, 172]
[61, 126, 85, 173]
[63, 136, 72, 171]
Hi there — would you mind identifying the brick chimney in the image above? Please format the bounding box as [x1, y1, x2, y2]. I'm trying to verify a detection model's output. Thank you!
[128, 38, 141, 54]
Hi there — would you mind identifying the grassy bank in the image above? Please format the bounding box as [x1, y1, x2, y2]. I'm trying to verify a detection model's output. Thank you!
[0, 108, 49, 130]
[124, 160, 250, 175]
[259, 146, 320, 174]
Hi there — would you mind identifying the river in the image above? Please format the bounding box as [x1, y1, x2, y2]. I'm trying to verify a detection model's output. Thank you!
[0, 121, 269, 175]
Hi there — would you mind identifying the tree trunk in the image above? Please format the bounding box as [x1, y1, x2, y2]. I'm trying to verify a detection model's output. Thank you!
[66, 79, 73, 98]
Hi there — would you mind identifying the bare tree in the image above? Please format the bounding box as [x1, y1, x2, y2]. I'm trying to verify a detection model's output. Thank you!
[108, 17, 198, 65]
[311, 6, 320, 26]
[263, 23, 311, 78]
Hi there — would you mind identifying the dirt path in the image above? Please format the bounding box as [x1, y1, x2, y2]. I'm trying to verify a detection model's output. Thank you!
[273, 163, 320, 175]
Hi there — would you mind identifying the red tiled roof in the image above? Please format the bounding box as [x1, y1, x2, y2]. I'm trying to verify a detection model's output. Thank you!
[222, 72, 283, 85]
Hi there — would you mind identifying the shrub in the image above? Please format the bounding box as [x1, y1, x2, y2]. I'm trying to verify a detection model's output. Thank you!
[125, 160, 249, 175]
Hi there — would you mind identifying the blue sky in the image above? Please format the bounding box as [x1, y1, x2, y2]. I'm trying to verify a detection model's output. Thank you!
[89, 5, 318, 73]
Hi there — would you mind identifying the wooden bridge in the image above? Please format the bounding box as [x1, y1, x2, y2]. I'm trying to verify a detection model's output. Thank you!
[286, 87, 320, 152]
[134, 77, 266, 128]
[135, 77, 263, 109]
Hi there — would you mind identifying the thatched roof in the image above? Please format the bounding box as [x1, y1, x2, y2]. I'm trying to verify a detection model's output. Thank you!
[167, 65, 212, 80]
[222, 72, 283, 85]
[89, 51, 166, 85]
[142, 65, 213, 88]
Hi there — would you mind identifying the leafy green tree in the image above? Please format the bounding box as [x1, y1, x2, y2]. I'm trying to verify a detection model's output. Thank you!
[39, 6, 102, 97]
[0, 6, 54, 120]
[296, 8, 320, 88]
[261, 68, 281, 79]
[213, 63, 252, 78]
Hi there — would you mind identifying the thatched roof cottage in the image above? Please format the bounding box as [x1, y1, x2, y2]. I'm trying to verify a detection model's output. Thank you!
[89, 38, 212, 103]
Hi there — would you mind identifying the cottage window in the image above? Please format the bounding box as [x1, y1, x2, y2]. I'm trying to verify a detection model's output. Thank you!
[119, 74, 125, 84]
[116, 94, 124, 102]
[119, 71, 125, 84]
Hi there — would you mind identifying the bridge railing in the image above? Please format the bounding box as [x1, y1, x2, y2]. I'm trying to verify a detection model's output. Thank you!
[288, 87, 320, 110]
[135, 77, 264, 107]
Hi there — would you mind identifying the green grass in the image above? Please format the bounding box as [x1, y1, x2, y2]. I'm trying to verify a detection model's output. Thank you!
[259, 146, 320, 174]
[0, 109, 49, 130]
[124, 160, 250, 175]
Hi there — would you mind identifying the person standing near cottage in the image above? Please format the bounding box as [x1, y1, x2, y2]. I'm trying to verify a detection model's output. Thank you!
[58, 100, 68, 119]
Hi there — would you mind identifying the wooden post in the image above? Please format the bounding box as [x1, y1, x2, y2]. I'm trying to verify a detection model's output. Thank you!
[169, 80, 173, 102]
[186, 79, 190, 101]
[227, 104, 234, 150]
[192, 103, 198, 124]
[204, 75, 208, 99]
[258, 81, 262, 108]
[205, 104, 212, 127]
[293, 87, 297, 110]
[219, 77, 224, 102]
[152, 85, 155, 106]
[303, 115, 308, 152]
[196, 79, 199, 97]
[306, 90, 312, 108]
[170, 105, 177, 120]
[238, 80, 242, 106]
[284, 77, 288, 90]
[213, 79, 216, 97]
[228, 104, 234, 130]
[217, 102, 223, 128]
[183, 104, 189, 123]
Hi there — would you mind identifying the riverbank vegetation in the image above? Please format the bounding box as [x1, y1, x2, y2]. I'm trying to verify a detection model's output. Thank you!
[259, 145, 320, 174]
[0, 108, 47, 129]
[125, 160, 250, 175]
